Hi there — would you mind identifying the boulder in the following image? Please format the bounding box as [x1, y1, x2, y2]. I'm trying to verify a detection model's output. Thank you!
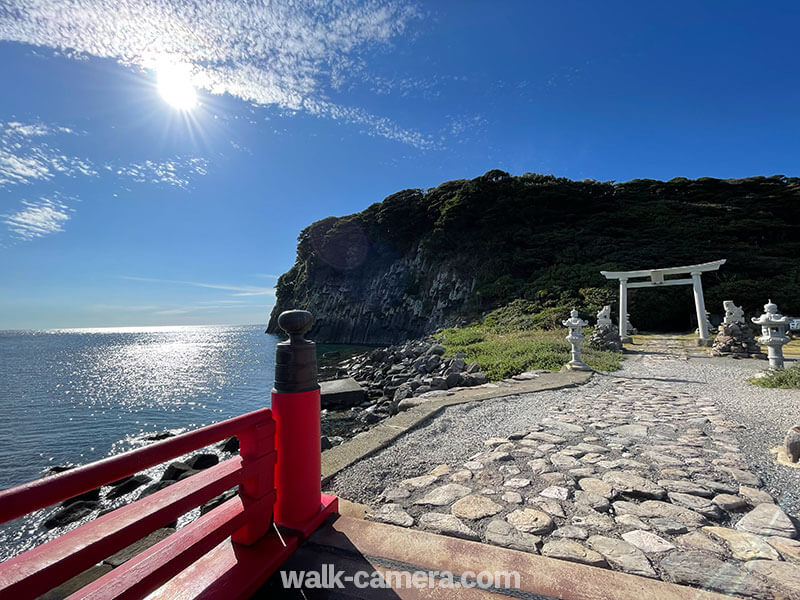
[61, 488, 101, 507]
[44, 500, 99, 529]
[161, 461, 194, 482]
[320, 377, 366, 409]
[185, 453, 219, 471]
[106, 474, 152, 499]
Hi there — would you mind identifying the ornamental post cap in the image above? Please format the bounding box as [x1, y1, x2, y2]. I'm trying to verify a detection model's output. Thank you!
[278, 309, 314, 342]
[570, 308, 579, 318]
[765, 299, 778, 314]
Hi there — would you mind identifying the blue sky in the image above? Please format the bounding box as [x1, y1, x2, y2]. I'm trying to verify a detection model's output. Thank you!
[1, 1, 798, 329]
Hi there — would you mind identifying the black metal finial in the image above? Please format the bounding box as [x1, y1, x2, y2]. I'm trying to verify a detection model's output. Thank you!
[273, 310, 318, 394]
[278, 310, 314, 343]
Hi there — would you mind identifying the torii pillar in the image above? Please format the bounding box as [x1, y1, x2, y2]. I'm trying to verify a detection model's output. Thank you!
[601, 259, 726, 346]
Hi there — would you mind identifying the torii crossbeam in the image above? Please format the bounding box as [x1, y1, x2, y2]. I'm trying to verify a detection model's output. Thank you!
[600, 259, 726, 345]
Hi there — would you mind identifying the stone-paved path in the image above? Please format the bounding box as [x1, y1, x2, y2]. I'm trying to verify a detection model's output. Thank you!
[363, 338, 800, 599]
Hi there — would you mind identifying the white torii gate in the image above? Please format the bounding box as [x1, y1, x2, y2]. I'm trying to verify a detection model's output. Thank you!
[600, 259, 726, 345]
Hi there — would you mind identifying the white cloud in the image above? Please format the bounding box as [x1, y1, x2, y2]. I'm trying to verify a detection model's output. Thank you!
[2, 196, 73, 240]
[0, 1, 432, 149]
[121, 275, 275, 297]
[0, 120, 97, 186]
[111, 157, 208, 189]
[0, 120, 207, 190]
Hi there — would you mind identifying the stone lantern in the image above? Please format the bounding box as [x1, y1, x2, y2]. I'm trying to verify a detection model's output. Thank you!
[752, 300, 791, 370]
[562, 308, 591, 371]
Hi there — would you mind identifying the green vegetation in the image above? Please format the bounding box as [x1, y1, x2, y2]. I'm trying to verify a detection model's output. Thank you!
[749, 365, 800, 389]
[274, 171, 800, 334]
[438, 300, 623, 379]
[439, 325, 622, 379]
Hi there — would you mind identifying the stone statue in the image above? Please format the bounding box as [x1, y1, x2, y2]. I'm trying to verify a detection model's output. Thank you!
[590, 304, 622, 352]
[596, 305, 613, 327]
[711, 300, 765, 359]
[786, 426, 800, 463]
[723, 301, 745, 325]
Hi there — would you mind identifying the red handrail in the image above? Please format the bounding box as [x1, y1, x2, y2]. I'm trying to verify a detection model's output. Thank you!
[0, 407, 273, 524]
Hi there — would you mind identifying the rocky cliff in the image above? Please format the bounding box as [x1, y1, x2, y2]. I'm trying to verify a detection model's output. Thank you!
[268, 171, 800, 343]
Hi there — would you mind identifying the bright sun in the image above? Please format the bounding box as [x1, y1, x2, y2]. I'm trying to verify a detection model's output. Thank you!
[156, 61, 197, 110]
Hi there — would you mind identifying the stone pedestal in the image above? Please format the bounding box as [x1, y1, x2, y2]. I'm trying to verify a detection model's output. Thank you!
[589, 324, 623, 352]
[710, 323, 766, 359]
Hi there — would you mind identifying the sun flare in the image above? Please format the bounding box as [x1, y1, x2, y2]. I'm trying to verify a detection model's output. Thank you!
[156, 61, 197, 110]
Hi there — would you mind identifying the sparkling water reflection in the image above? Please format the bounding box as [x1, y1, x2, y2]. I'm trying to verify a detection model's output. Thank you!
[0, 325, 278, 491]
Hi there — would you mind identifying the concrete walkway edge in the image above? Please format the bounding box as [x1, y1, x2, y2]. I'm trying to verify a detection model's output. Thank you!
[322, 370, 593, 486]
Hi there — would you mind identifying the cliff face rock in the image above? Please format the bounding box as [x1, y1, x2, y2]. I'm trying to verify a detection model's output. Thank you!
[268, 246, 475, 345]
[269, 172, 800, 343]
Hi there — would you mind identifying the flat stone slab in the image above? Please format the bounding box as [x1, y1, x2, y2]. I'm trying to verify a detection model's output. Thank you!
[320, 377, 366, 408]
[484, 519, 541, 553]
[366, 503, 414, 527]
[587, 535, 656, 578]
[413, 483, 472, 506]
[506, 508, 555, 535]
[602, 471, 666, 499]
[735, 503, 798, 538]
[704, 526, 781, 560]
[418, 512, 478, 540]
[743, 559, 800, 598]
[621, 529, 675, 553]
[541, 539, 607, 568]
[660, 550, 770, 598]
[450, 495, 503, 520]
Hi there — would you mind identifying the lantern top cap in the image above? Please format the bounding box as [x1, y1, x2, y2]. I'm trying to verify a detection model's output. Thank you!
[278, 309, 314, 342]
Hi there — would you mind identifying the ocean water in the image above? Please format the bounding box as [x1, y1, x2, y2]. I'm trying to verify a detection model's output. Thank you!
[0, 325, 279, 492]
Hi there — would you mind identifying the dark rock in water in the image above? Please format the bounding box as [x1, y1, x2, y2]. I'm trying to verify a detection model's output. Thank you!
[144, 431, 176, 441]
[321, 436, 333, 451]
[61, 487, 101, 507]
[177, 469, 201, 481]
[185, 453, 219, 471]
[161, 461, 193, 481]
[138, 480, 174, 500]
[109, 475, 134, 487]
[49, 464, 78, 474]
[322, 351, 341, 359]
[104, 528, 175, 567]
[106, 474, 152, 499]
[320, 377, 366, 409]
[219, 436, 239, 454]
[200, 490, 237, 515]
[44, 500, 100, 529]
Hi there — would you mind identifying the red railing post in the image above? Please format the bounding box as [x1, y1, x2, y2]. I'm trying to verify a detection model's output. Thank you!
[231, 419, 276, 545]
[271, 310, 322, 530]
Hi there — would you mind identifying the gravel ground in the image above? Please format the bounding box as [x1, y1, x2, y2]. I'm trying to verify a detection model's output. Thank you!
[327, 338, 800, 517]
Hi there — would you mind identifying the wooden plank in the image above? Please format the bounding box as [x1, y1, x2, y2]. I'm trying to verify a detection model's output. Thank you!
[67, 494, 275, 600]
[146, 495, 337, 600]
[147, 535, 299, 600]
[0, 408, 274, 524]
[0, 453, 274, 598]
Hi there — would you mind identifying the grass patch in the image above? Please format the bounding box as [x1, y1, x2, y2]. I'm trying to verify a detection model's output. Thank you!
[749, 364, 800, 389]
[438, 325, 623, 380]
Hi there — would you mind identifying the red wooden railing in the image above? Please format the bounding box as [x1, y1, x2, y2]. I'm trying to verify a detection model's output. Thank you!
[0, 310, 338, 599]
